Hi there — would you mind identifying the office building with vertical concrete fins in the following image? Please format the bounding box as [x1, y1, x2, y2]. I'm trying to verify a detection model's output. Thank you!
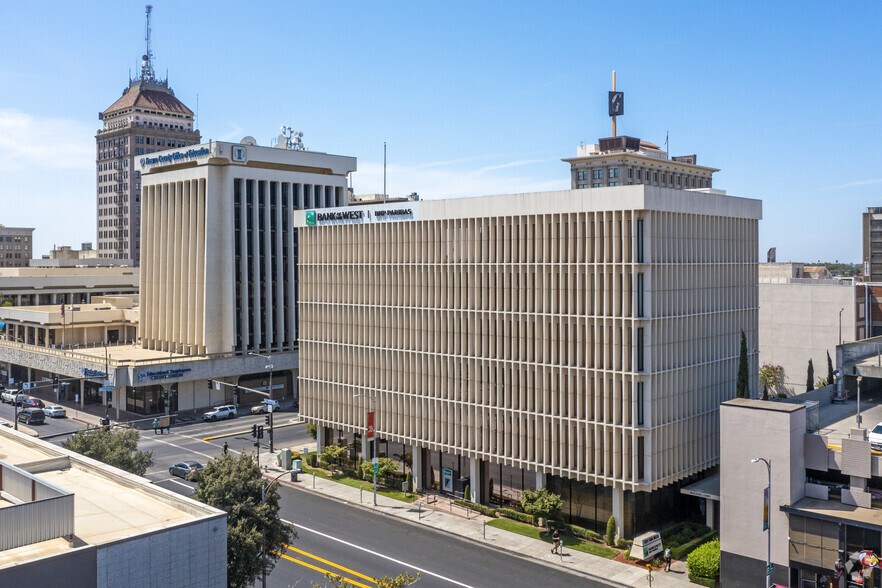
[295, 185, 761, 537]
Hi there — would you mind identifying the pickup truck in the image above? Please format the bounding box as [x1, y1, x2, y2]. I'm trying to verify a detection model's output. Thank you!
[0, 389, 19, 404]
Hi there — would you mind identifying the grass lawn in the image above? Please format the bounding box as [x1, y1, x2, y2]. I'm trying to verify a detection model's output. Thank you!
[487, 518, 618, 558]
[301, 465, 417, 503]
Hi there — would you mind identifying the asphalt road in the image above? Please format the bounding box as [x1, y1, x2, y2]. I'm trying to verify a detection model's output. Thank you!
[0, 399, 87, 438]
[267, 487, 603, 588]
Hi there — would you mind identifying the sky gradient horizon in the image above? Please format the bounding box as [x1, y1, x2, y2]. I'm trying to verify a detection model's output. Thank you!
[1, 1, 880, 263]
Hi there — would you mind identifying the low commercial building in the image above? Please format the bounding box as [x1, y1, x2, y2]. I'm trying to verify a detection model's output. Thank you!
[0, 266, 139, 306]
[0, 426, 226, 586]
[720, 393, 882, 588]
[297, 184, 761, 537]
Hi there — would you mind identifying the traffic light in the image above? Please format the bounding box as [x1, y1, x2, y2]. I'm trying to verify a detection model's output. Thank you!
[233, 384, 239, 404]
[207, 378, 213, 390]
[264, 414, 270, 426]
[53, 376, 59, 386]
[251, 424, 258, 438]
[257, 426, 264, 439]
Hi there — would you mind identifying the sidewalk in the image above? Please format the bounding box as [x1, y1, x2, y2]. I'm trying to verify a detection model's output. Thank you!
[256, 451, 694, 587]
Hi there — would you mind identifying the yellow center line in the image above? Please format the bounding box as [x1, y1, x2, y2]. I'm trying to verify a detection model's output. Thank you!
[274, 551, 376, 588]
[281, 543, 377, 584]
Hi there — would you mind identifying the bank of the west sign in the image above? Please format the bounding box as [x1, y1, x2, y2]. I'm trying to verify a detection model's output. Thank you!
[141, 147, 210, 168]
[305, 203, 419, 226]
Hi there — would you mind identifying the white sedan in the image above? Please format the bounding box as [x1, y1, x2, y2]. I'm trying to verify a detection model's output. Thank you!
[42, 405, 67, 418]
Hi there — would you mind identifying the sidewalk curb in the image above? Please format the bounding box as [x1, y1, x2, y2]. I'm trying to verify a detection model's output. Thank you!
[263, 469, 619, 587]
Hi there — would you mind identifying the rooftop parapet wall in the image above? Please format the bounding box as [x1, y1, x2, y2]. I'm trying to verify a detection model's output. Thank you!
[0, 460, 74, 551]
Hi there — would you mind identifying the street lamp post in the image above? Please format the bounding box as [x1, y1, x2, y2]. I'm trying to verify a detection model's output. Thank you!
[751, 457, 772, 588]
[355, 391, 377, 506]
[840, 307, 844, 345]
[249, 352, 274, 453]
[261, 470, 289, 588]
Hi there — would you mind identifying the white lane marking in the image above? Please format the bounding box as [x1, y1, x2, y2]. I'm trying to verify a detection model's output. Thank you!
[160, 477, 195, 490]
[141, 435, 217, 460]
[283, 519, 476, 588]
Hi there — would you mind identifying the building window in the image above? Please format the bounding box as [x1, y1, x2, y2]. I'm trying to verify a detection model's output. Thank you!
[628, 168, 633, 178]
[637, 327, 645, 371]
[609, 168, 619, 179]
[592, 183, 603, 188]
[654, 172, 658, 182]
[637, 273, 644, 317]
[609, 182, 619, 187]
[637, 382, 644, 425]
[577, 184, 586, 189]
[637, 436, 645, 480]
[637, 170, 643, 181]
[592, 169, 603, 180]
[636, 219, 644, 263]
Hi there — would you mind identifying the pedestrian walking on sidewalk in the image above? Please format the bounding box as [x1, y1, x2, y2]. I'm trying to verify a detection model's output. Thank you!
[222, 441, 229, 455]
[551, 529, 560, 555]
[152, 418, 159, 434]
[664, 547, 672, 572]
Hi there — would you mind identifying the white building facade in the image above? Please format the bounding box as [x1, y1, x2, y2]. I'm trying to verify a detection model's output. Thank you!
[296, 185, 761, 536]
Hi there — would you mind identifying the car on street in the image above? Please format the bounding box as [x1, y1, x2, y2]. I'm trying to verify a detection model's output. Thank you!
[42, 405, 67, 418]
[203, 405, 237, 422]
[250, 399, 280, 414]
[21, 397, 45, 410]
[870, 423, 882, 451]
[17, 408, 45, 425]
[1, 389, 19, 404]
[169, 461, 204, 480]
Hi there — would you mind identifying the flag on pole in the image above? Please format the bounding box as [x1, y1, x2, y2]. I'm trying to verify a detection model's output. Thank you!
[664, 132, 668, 146]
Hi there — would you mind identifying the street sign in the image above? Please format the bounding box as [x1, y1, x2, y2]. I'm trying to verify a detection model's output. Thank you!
[99, 386, 114, 392]
[373, 462, 379, 475]
[367, 411, 375, 440]
[766, 563, 773, 576]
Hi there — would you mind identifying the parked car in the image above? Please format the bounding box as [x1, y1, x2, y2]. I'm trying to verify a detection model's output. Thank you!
[250, 399, 281, 415]
[13, 393, 30, 406]
[17, 408, 45, 425]
[21, 397, 45, 410]
[169, 461, 203, 480]
[0, 389, 18, 404]
[832, 389, 849, 403]
[870, 423, 882, 451]
[203, 405, 237, 422]
[42, 405, 67, 418]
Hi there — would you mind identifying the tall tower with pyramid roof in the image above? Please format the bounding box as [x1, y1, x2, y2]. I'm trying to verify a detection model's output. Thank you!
[95, 5, 200, 264]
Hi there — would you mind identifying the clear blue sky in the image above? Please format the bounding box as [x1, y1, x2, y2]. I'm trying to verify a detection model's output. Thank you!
[1, 1, 880, 263]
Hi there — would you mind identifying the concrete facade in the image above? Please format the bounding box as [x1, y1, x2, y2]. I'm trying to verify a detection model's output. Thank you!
[759, 268, 864, 396]
[138, 140, 356, 356]
[0, 267, 139, 307]
[297, 184, 761, 536]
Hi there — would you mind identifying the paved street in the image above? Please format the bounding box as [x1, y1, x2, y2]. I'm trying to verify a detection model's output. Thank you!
[0, 398, 87, 438]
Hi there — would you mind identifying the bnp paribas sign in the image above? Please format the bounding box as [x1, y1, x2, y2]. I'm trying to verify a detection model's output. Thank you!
[305, 204, 418, 226]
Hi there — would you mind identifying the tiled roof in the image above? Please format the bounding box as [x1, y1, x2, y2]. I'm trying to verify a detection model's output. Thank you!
[102, 84, 193, 117]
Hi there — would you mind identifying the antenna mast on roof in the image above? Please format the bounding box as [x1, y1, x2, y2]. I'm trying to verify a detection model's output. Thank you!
[141, 5, 156, 82]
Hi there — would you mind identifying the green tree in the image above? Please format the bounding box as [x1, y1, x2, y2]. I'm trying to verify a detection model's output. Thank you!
[394, 450, 412, 473]
[520, 487, 562, 523]
[827, 351, 834, 387]
[306, 423, 318, 440]
[806, 359, 815, 392]
[606, 515, 617, 546]
[358, 456, 397, 480]
[758, 364, 785, 400]
[737, 330, 750, 398]
[315, 571, 420, 588]
[320, 443, 348, 469]
[193, 453, 295, 588]
[61, 426, 153, 476]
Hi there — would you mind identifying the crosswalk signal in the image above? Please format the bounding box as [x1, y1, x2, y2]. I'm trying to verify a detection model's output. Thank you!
[53, 375, 59, 386]
[251, 424, 258, 438]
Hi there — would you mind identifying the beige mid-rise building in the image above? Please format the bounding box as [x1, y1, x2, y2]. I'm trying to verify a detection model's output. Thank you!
[296, 185, 761, 536]
[0, 225, 34, 268]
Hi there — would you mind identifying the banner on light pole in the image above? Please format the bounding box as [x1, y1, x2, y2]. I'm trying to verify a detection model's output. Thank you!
[763, 486, 770, 531]
[367, 411, 375, 440]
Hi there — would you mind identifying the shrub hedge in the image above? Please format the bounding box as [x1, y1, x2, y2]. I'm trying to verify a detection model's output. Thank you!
[687, 538, 720, 582]
[548, 521, 602, 542]
[498, 508, 535, 526]
[672, 531, 718, 561]
[452, 499, 497, 518]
